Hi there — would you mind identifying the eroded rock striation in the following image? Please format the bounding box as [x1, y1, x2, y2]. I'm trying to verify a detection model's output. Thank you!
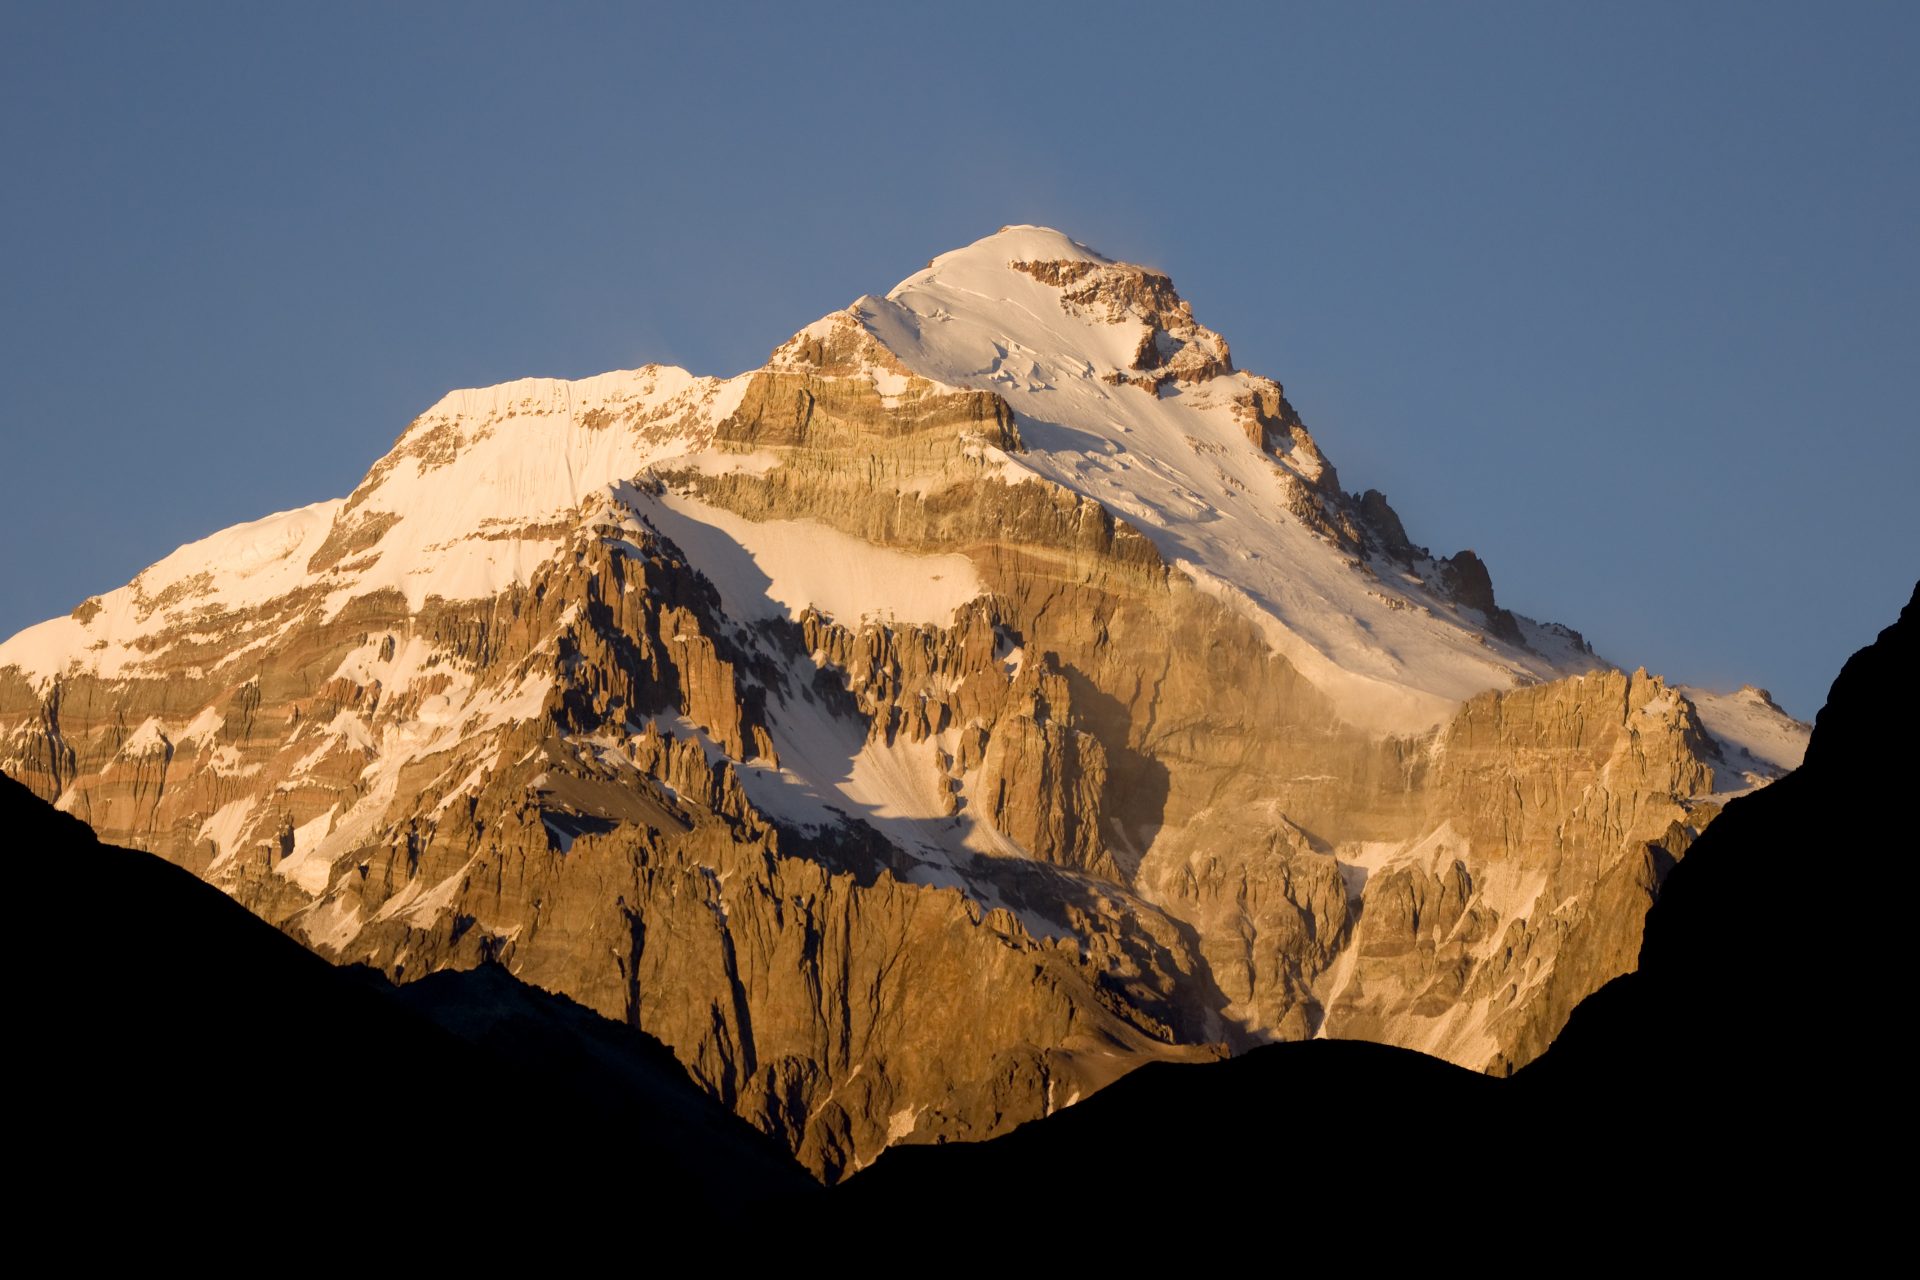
[0, 225, 1807, 1179]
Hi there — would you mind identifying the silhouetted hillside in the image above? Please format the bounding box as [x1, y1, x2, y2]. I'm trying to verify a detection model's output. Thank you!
[9, 773, 816, 1235]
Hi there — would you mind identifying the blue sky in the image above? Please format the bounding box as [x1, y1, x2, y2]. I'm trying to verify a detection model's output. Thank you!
[2, 1, 1914, 717]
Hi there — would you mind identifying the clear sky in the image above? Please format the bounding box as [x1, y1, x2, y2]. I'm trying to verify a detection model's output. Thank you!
[2, 2, 1914, 718]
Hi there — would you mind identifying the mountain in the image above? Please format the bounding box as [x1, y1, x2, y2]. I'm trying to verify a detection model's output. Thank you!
[0, 226, 1808, 1179]
[837, 582, 1914, 1241]
[6, 770, 816, 1228]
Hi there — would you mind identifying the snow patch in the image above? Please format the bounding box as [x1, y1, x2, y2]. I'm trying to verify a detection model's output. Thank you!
[197, 798, 256, 861]
[275, 810, 339, 895]
[886, 1107, 920, 1143]
[372, 855, 478, 929]
[632, 488, 984, 628]
[298, 894, 366, 954]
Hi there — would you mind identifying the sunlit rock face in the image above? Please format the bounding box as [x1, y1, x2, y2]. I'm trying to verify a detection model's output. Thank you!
[0, 226, 1806, 1180]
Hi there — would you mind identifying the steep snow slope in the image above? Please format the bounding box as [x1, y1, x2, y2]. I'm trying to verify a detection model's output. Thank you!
[0, 367, 753, 684]
[857, 226, 1595, 733]
[1679, 684, 1810, 793]
[0, 500, 345, 681]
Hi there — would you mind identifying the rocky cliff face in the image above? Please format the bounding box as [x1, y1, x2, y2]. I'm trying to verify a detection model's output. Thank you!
[0, 225, 1807, 1179]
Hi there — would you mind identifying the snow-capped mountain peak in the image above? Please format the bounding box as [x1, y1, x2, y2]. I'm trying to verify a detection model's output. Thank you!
[0, 225, 1812, 1180]
[857, 225, 1597, 732]
[3, 225, 1604, 734]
